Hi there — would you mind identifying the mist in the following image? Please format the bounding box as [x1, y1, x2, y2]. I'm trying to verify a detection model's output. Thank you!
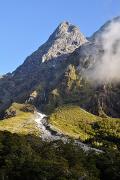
[85, 20, 120, 84]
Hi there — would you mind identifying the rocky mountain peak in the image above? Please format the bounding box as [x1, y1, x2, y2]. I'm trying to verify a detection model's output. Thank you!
[19, 21, 87, 67]
[41, 22, 87, 63]
[1, 17, 120, 118]
[48, 21, 81, 40]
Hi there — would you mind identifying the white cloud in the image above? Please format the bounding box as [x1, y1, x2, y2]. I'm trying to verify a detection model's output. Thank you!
[85, 20, 120, 84]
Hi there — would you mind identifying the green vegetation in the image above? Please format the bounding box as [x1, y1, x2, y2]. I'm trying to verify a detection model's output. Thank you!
[89, 117, 120, 150]
[49, 105, 100, 140]
[44, 65, 95, 115]
[0, 103, 40, 136]
[49, 105, 120, 149]
[0, 131, 120, 180]
[0, 103, 119, 179]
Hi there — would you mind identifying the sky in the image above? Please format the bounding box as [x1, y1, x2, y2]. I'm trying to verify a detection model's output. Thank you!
[0, 0, 120, 74]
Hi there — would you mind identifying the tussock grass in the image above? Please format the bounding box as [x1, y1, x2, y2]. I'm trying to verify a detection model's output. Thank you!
[0, 103, 40, 136]
[49, 105, 120, 142]
[49, 105, 101, 140]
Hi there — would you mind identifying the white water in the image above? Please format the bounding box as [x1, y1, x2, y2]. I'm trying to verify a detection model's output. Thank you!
[35, 112, 68, 142]
[35, 112, 103, 153]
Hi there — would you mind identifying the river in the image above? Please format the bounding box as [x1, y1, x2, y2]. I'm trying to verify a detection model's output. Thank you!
[35, 112, 103, 153]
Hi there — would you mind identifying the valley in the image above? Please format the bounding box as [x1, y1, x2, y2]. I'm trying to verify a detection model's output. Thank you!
[0, 16, 120, 179]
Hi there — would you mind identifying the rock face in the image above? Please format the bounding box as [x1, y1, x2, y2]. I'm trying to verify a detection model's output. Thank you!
[1, 17, 120, 117]
[15, 21, 87, 73]
[53, 16, 120, 117]
[0, 21, 87, 116]
[41, 21, 87, 63]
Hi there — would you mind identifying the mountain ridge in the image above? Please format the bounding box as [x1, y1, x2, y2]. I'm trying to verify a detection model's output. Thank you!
[0, 15, 120, 180]
[1, 17, 120, 118]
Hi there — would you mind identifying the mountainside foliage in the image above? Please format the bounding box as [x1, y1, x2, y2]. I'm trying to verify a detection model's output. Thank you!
[0, 131, 120, 180]
[49, 105, 120, 150]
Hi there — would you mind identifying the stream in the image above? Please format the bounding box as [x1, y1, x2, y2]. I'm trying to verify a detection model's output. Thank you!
[35, 112, 103, 153]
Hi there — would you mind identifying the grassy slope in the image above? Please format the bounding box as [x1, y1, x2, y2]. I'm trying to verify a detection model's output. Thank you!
[0, 103, 119, 148]
[49, 105, 101, 140]
[0, 103, 40, 136]
[49, 105, 120, 142]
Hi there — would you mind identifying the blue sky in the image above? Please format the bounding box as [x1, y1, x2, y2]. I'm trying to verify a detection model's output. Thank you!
[0, 0, 120, 74]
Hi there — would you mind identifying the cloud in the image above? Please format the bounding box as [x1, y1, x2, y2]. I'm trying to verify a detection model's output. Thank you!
[84, 20, 120, 84]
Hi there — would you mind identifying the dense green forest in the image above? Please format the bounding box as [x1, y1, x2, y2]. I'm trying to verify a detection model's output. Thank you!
[0, 131, 120, 180]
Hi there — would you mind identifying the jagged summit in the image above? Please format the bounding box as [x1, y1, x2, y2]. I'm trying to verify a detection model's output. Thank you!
[16, 21, 87, 69]
[48, 21, 81, 40]
[40, 21, 87, 63]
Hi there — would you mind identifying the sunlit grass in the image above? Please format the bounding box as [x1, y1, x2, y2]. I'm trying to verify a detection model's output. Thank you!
[49, 105, 120, 141]
[0, 103, 40, 136]
[49, 105, 101, 140]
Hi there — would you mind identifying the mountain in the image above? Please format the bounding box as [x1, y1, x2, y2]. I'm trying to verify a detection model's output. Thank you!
[43, 16, 120, 117]
[0, 18, 120, 180]
[1, 17, 120, 118]
[0, 21, 87, 116]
